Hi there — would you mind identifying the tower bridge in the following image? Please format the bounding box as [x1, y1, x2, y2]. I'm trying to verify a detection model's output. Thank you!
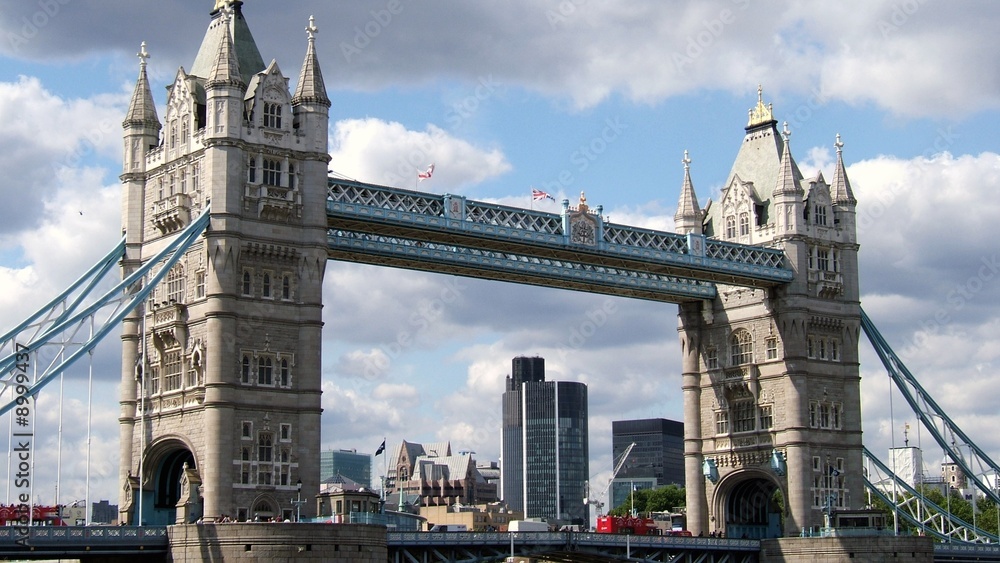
[0, 2, 997, 561]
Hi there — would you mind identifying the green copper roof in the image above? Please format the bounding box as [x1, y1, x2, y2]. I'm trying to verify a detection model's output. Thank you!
[189, 2, 264, 86]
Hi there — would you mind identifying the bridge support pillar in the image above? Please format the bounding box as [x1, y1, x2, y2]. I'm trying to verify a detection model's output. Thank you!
[759, 536, 933, 563]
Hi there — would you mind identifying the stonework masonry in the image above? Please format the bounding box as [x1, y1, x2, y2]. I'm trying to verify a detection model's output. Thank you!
[678, 95, 862, 538]
[119, 1, 331, 525]
[168, 523, 387, 562]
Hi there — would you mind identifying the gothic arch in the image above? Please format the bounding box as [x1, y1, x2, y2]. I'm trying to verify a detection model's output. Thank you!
[711, 467, 784, 539]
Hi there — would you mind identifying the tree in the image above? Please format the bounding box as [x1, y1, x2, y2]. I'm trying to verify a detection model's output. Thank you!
[609, 485, 685, 516]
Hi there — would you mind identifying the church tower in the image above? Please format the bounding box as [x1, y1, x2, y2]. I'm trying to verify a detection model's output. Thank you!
[118, 1, 330, 524]
[678, 88, 862, 538]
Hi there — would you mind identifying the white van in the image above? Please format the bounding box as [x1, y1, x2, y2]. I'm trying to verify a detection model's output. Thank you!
[428, 524, 468, 532]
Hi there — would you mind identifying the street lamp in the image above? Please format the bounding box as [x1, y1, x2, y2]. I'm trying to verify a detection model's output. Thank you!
[291, 480, 306, 522]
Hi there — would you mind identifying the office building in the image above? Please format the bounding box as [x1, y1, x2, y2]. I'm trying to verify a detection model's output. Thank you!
[610, 418, 684, 511]
[320, 448, 373, 488]
[501, 356, 590, 526]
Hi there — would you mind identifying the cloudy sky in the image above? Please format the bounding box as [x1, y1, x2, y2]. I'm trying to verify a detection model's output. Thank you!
[1, 0, 999, 512]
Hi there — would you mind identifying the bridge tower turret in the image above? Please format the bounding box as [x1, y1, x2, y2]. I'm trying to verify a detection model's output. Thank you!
[118, 1, 330, 525]
[680, 87, 862, 538]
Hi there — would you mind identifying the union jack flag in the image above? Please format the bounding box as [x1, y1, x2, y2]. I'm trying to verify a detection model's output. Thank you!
[417, 164, 435, 181]
[532, 188, 555, 201]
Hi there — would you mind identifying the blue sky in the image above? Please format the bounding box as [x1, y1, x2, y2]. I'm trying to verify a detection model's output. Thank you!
[1, 1, 999, 511]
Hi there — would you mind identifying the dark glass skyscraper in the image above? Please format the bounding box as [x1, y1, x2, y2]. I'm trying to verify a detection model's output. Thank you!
[610, 418, 684, 511]
[501, 356, 589, 526]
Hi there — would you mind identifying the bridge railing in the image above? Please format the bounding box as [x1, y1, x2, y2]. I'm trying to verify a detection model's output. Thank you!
[328, 178, 792, 283]
[0, 525, 168, 550]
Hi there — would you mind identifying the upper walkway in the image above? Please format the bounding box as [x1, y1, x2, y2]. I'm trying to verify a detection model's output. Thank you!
[327, 179, 793, 303]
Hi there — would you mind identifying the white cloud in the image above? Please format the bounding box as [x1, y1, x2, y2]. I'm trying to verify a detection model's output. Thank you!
[328, 118, 511, 190]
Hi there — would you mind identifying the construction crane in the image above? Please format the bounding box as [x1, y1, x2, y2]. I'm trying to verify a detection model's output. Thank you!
[584, 442, 635, 515]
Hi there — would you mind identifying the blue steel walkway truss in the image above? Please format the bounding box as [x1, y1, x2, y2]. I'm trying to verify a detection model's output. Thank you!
[0, 207, 211, 416]
[327, 179, 793, 303]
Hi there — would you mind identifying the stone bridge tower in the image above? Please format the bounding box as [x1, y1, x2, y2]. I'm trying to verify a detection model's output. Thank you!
[119, 1, 330, 524]
[676, 89, 861, 538]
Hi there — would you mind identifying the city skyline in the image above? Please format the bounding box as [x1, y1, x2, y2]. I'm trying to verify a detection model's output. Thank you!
[0, 1, 999, 508]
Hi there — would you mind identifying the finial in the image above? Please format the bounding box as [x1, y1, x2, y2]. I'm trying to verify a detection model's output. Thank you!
[682, 150, 691, 171]
[747, 84, 774, 127]
[137, 41, 150, 66]
[782, 121, 790, 141]
[835, 133, 844, 154]
[306, 15, 318, 42]
[216, 1, 233, 24]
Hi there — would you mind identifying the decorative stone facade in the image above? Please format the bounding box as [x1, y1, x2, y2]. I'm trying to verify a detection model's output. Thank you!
[678, 89, 862, 537]
[119, 1, 330, 525]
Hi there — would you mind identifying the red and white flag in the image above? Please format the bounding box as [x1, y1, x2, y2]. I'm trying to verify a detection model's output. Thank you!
[418, 164, 435, 181]
[532, 188, 555, 201]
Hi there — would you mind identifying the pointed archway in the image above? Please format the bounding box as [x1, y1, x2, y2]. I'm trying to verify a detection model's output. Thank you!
[715, 470, 784, 539]
[140, 439, 196, 525]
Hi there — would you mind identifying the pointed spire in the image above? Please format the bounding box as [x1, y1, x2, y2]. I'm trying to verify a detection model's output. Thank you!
[773, 122, 803, 196]
[674, 150, 702, 231]
[207, 6, 244, 89]
[292, 15, 331, 107]
[124, 42, 160, 127]
[830, 134, 857, 206]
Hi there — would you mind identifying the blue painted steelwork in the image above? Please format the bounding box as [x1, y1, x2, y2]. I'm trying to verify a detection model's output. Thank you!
[327, 179, 793, 296]
[861, 309, 1000, 509]
[863, 446, 997, 543]
[328, 230, 717, 302]
[0, 526, 168, 558]
[0, 207, 211, 417]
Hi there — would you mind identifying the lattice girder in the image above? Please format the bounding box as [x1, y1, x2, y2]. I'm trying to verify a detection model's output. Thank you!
[328, 230, 716, 302]
[0, 207, 211, 416]
[327, 179, 793, 289]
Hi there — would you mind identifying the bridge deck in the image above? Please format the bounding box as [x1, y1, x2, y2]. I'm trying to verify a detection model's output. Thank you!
[327, 179, 793, 302]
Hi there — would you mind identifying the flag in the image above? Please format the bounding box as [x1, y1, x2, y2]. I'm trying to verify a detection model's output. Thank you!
[375, 439, 386, 456]
[532, 188, 555, 201]
[418, 164, 434, 181]
[828, 465, 842, 477]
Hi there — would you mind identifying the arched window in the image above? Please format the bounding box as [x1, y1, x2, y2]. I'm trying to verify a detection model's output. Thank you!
[281, 275, 291, 300]
[242, 271, 252, 296]
[263, 158, 281, 186]
[258, 433, 273, 462]
[725, 216, 737, 239]
[280, 358, 290, 387]
[248, 157, 257, 183]
[738, 212, 750, 236]
[730, 329, 753, 366]
[165, 264, 185, 304]
[262, 273, 271, 298]
[263, 102, 282, 129]
[258, 356, 273, 385]
[241, 355, 251, 384]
